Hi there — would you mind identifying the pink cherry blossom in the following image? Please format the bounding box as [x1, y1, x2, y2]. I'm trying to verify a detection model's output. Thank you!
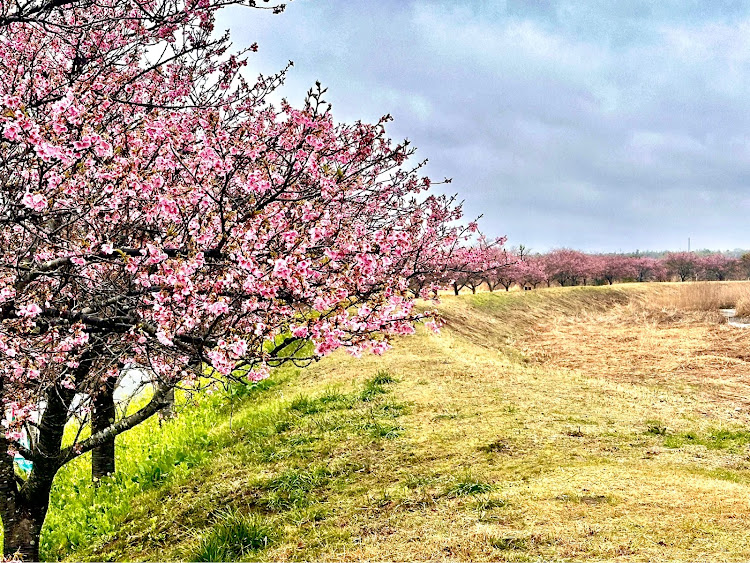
[17, 303, 42, 318]
[21, 192, 48, 211]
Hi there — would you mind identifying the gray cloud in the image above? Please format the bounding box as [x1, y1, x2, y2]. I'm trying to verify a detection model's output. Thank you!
[217, 1, 750, 252]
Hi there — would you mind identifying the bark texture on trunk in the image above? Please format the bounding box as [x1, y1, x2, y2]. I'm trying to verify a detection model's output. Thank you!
[0, 346, 172, 559]
[0, 407, 64, 562]
[0, 352, 91, 560]
[159, 387, 176, 421]
[3, 505, 44, 562]
[92, 377, 117, 481]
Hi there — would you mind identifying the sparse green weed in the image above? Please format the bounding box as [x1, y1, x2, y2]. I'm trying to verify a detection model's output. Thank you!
[446, 475, 495, 497]
[646, 421, 668, 436]
[192, 510, 275, 561]
[489, 535, 527, 551]
[664, 428, 750, 450]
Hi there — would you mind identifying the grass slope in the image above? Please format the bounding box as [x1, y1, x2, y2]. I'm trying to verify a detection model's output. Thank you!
[49, 282, 750, 561]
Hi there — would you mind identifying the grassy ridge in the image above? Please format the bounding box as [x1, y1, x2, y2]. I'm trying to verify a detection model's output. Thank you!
[47, 282, 750, 561]
[50, 369, 408, 561]
[43, 375, 288, 560]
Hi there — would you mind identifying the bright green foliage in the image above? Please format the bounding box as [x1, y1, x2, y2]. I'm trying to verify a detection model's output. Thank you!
[41, 368, 405, 561]
[446, 474, 496, 497]
[40, 376, 282, 560]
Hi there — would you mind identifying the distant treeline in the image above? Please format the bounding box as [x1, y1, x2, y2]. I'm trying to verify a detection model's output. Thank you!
[411, 246, 750, 295]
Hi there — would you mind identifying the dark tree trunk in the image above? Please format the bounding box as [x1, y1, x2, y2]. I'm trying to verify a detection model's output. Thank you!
[92, 377, 117, 481]
[1, 449, 63, 561]
[3, 503, 45, 562]
[0, 346, 172, 560]
[0, 351, 93, 559]
[0, 384, 72, 561]
[0, 439, 43, 561]
[453, 283, 459, 296]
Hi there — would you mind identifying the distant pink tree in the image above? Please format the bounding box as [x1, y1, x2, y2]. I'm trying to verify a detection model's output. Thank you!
[663, 252, 700, 282]
[597, 255, 638, 285]
[543, 249, 590, 286]
[447, 236, 505, 294]
[632, 256, 667, 282]
[485, 248, 519, 291]
[697, 253, 738, 281]
[515, 255, 547, 289]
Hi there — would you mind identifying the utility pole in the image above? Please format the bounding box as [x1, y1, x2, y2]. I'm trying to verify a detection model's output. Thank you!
[688, 237, 691, 252]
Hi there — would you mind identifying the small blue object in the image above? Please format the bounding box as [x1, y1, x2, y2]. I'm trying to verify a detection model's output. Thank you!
[14, 452, 32, 475]
[13, 431, 33, 474]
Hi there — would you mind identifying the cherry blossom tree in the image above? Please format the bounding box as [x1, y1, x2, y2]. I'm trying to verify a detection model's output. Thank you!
[445, 235, 504, 295]
[0, 2, 469, 558]
[484, 248, 520, 292]
[697, 253, 738, 281]
[542, 249, 590, 287]
[515, 255, 547, 289]
[485, 248, 521, 291]
[631, 256, 666, 282]
[596, 254, 638, 285]
[663, 252, 699, 282]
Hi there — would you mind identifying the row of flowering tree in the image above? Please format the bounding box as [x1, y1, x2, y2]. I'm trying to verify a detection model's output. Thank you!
[0, 1, 482, 559]
[431, 248, 750, 293]
[541, 250, 748, 286]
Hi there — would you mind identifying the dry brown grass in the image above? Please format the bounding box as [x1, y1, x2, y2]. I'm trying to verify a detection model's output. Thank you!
[635, 280, 750, 312]
[518, 281, 750, 415]
[736, 294, 750, 317]
[522, 306, 750, 415]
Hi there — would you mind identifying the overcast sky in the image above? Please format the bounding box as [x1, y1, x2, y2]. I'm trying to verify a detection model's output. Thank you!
[217, 1, 750, 253]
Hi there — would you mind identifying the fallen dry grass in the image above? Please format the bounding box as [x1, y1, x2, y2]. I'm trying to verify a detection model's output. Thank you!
[634, 280, 750, 312]
[736, 293, 750, 317]
[520, 282, 750, 417]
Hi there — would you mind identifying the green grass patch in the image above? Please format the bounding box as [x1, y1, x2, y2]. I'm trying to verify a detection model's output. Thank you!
[47, 368, 407, 561]
[359, 371, 397, 402]
[645, 420, 668, 436]
[41, 375, 286, 561]
[663, 428, 750, 451]
[472, 496, 509, 510]
[489, 535, 528, 551]
[192, 510, 275, 561]
[446, 475, 495, 497]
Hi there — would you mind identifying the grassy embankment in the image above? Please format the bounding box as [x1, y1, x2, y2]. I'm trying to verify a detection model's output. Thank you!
[42, 281, 750, 561]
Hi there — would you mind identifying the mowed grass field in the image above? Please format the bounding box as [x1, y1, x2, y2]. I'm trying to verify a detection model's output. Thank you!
[58, 281, 750, 561]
